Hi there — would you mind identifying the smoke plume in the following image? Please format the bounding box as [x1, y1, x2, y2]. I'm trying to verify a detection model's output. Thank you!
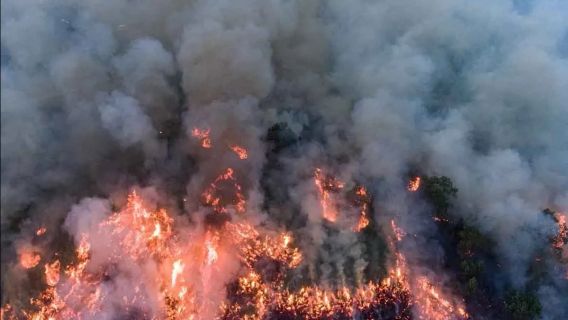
[1, 0, 567, 319]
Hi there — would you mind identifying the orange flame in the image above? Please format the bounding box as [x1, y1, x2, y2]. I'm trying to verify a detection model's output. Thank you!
[171, 259, 184, 288]
[408, 176, 421, 192]
[201, 167, 246, 214]
[353, 186, 370, 232]
[36, 227, 47, 236]
[191, 127, 212, 149]
[5, 172, 467, 319]
[205, 235, 219, 266]
[415, 277, 469, 319]
[44, 260, 61, 286]
[388, 219, 469, 320]
[314, 168, 344, 222]
[552, 212, 567, 250]
[19, 248, 41, 269]
[229, 145, 248, 160]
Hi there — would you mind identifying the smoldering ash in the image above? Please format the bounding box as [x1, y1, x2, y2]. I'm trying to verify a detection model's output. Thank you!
[1, 0, 567, 319]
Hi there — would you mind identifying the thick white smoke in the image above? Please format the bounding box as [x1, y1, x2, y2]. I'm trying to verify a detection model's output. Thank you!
[2, 0, 567, 318]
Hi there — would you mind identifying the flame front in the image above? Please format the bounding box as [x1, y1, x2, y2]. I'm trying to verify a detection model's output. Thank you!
[3, 190, 468, 319]
[205, 236, 219, 266]
[5, 175, 468, 320]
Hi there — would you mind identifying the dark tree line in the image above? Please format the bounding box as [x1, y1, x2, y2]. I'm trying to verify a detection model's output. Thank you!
[419, 175, 542, 320]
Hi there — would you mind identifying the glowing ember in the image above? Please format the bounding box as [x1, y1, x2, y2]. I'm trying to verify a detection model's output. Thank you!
[191, 127, 212, 148]
[19, 248, 41, 269]
[229, 145, 248, 160]
[408, 176, 421, 192]
[552, 212, 567, 250]
[36, 227, 47, 236]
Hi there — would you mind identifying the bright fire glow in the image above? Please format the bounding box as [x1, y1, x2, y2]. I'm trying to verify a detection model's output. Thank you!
[313, 168, 343, 223]
[408, 176, 421, 192]
[229, 145, 248, 160]
[5, 177, 467, 320]
[191, 127, 212, 149]
[353, 186, 370, 232]
[313, 169, 370, 232]
[201, 167, 246, 214]
[552, 212, 567, 250]
[44, 260, 61, 286]
[388, 220, 469, 320]
[171, 260, 184, 288]
[36, 227, 47, 236]
[19, 248, 41, 269]
[205, 235, 219, 266]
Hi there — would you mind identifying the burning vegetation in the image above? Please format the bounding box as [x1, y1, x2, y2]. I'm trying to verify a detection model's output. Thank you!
[2, 147, 565, 320]
[2, 1, 567, 319]
[2, 167, 474, 320]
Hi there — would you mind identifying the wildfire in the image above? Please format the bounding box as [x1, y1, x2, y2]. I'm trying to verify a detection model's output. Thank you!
[353, 186, 370, 232]
[1, 305, 12, 320]
[201, 168, 246, 214]
[552, 212, 567, 250]
[192, 127, 212, 149]
[313, 168, 370, 232]
[19, 248, 41, 269]
[205, 235, 219, 266]
[45, 260, 61, 286]
[36, 227, 47, 236]
[415, 277, 469, 320]
[408, 176, 421, 192]
[314, 168, 341, 222]
[5, 171, 467, 320]
[254, 280, 412, 319]
[171, 260, 184, 288]
[391, 219, 406, 242]
[387, 220, 469, 320]
[226, 222, 302, 272]
[229, 145, 248, 160]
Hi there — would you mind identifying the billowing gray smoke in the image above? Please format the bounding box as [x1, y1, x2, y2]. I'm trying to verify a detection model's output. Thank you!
[1, 0, 567, 319]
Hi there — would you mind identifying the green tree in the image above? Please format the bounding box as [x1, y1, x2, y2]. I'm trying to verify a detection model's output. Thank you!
[465, 277, 478, 296]
[457, 226, 491, 258]
[460, 259, 484, 277]
[422, 176, 458, 217]
[504, 291, 542, 320]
